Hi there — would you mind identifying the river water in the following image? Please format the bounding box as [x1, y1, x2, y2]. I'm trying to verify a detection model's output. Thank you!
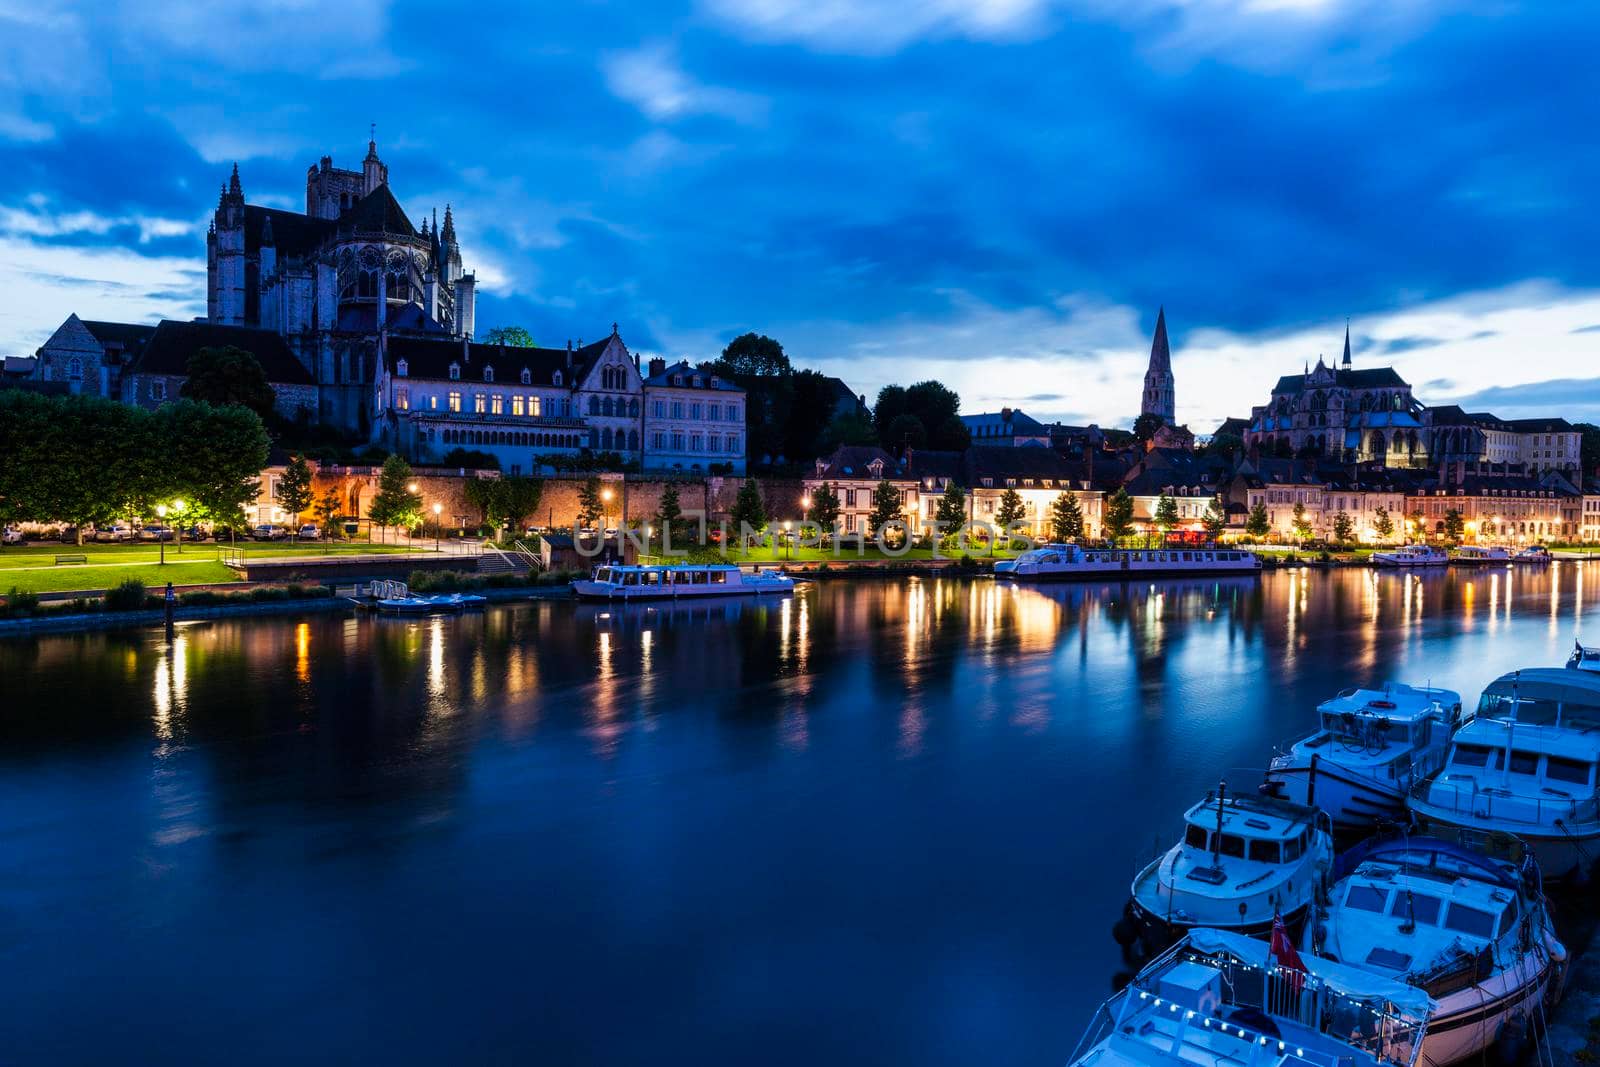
[1, 566, 1595, 1064]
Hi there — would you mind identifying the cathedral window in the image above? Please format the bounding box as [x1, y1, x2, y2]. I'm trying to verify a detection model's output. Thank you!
[627, 430, 638, 450]
[603, 396, 615, 417]
[520, 368, 531, 385]
[602, 428, 613, 449]
[449, 362, 461, 380]
[396, 359, 408, 377]
[589, 396, 599, 415]
[484, 365, 494, 383]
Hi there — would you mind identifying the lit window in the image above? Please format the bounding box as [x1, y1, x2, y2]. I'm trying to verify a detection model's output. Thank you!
[397, 386, 409, 411]
[448, 390, 461, 412]
[512, 395, 524, 417]
[531, 396, 542, 417]
[491, 393, 504, 415]
[428, 395, 438, 410]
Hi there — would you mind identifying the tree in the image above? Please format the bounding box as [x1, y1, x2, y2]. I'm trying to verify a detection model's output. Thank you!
[494, 477, 543, 534]
[314, 486, 345, 537]
[463, 477, 497, 527]
[1133, 413, 1166, 443]
[730, 478, 768, 543]
[1443, 508, 1465, 544]
[1246, 502, 1271, 539]
[1202, 496, 1227, 541]
[1373, 505, 1395, 542]
[1332, 510, 1355, 545]
[994, 488, 1025, 550]
[368, 454, 421, 540]
[275, 454, 314, 526]
[873, 380, 967, 452]
[934, 482, 967, 529]
[882, 413, 927, 455]
[807, 483, 841, 531]
[1291, 502, 1313, 542]
[181, 346, 276, 419]
[868, 480, 903, 542]
[784, 369, 844, 463]
[1407, 509, 1426, 540]
[819, 409, 878, 451]
[1050, 491, 1084, 543]
[577, 477, 604, 530]
[718, 332, 790, 377]
[656, 482, 685, 544]
[482, 325, 536, 347]
[159, 400, 270, 529]
[1205, 432, 1245, 462]
[1154, 494, 1179, 539]
[1104, 488, 1135, 541]
[1576, 422, 1600, 474]
[440, 447, 500, 470]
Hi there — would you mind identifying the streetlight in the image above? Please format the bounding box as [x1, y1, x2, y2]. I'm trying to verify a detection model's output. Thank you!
[171, 498, 186, 553]
[433, 502, 442, 550]
[156, 503, 168, 565]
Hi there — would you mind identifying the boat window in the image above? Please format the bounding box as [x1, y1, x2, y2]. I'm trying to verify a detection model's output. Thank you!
[596, 568, 611, 582]
[692, 571, 708, 584]
[1344, 885, 1389, 913]
[1547, 757, 1593, 785]
[1247, 839, 1280, 863]
[1283, 834, 1303, 861]
[1365, 946, 1412, 971]
[1507, 751, 1540, 776]
[1452, 744, 1500, 770]
[1443, 903, 1496, 939]
[1218, 834, 1246, 859]
[641, 571, 660, 585]
[710, 570, 728, 584]
[1497, 908, 1517, 937]
[1184, 825, 1209, 849]
[623, 572, 638, 585]
[1390, 891, 1442, 926]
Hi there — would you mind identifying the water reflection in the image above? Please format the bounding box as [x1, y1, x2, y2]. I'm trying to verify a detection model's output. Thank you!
[1, 566, 1598, 1066]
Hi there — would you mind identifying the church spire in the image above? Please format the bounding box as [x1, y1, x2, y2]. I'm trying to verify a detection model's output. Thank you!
[228, 162, 242, 198]
[1140, 306, 1176, 424]
[441, 203, 456, 244]
[1342, 319, 1352, 368]
[1148, 305, 1171, 372]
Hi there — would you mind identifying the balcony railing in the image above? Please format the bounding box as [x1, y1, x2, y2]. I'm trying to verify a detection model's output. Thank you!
[406, 409, 587, 428]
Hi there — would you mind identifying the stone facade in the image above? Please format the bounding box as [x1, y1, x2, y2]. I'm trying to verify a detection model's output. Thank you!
[641, 358, 746, 475]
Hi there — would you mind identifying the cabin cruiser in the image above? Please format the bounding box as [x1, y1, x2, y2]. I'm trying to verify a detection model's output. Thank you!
[993, 543, 1259, 580]
[1070, 929, 1433, 1067]
[1512, 545, 1552, 565]
[1372, 545, 1448, 568]
[1408, 664, 1600, 880]
[572, 563, 795, 600]
[1449, 545, 1510, 565]
[1262, 684, 1467, 834]
[1119, 784, 1333, 956]
[1309, 831, 1566, 1066]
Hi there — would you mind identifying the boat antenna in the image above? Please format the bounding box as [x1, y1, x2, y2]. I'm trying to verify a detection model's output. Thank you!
[1213, 778, 1227, 868]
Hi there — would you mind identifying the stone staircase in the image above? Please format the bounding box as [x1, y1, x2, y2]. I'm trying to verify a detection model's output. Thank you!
[476, 545, 531, 576]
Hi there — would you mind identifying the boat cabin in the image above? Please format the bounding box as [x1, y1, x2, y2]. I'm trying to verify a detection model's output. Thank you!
[590, 564, 740, 587]
[1475, 666, 1600, 730]
[1180, 795, 1325, 868]
[1303, 685, 1463, 751]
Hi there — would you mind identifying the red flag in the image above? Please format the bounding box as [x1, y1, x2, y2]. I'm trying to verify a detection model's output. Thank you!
[1270, 910, 1307, 991]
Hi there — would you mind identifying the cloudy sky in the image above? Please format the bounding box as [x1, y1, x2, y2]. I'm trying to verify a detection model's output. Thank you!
[3, 0, 1598, 431]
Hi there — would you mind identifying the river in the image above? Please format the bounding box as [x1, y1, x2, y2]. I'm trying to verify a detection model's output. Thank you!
[0, 566, 1594, 1064]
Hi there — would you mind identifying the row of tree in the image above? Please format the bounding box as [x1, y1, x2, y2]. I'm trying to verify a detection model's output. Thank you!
[0, 391, 270, 541]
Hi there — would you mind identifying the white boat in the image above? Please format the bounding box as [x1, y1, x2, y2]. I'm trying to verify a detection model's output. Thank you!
[375, 592, 487, 614]
[1070, 928, 1433, 1067]
[1262, 683, 1467, 834]
[1513, 545, 1552, 565]
[572, 563, 795, 600]
[1450, 545, 1510, 565]
[1309, 831, 1566, 1066]
[1408, 663, 1600, 881]
[1119, 784, 1332, 956]
[994, 543, 1259, 580]
[1371, 544, 1448, 568]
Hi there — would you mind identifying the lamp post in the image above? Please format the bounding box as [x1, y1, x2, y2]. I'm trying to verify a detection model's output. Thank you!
[156, 504, 168, 565]
[602, 487, 614, 534]
[433, 502, 442, 550]
[171, 499, 185, 554]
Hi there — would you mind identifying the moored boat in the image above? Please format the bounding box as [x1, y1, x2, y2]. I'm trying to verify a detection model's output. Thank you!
[1118, 783, 1332, 957]
[1069, 928, 1433, 1067]
[1308, 830, 1566, 1066]
[1372, 545, 1448, 568]
[995, 543, 1259, 580]
[1512, 545, 1552, 565]
[1449, 545, 1510, 565]
[1408, 663, 1600, 881]
[1262, 683, 1467, 834]
[572, 563, 795, 600]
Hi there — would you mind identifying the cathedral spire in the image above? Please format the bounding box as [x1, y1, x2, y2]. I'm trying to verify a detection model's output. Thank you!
[441, 203, 456, 244]
[1148, 306, 1171, 372]
[1140, 306, 1176, 424]
[228, 163, 242, 198]
[1342, 320, 1352, 368]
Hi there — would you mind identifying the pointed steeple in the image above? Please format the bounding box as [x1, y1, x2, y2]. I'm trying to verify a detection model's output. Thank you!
[1140, 306, 1176, 424]
[1148, 306, 1171, 372]
[1341, 320, 1352, 368]
[228, 163, 242, 198]
[366, 122, 380, 161]
[441, 203, 456, 244]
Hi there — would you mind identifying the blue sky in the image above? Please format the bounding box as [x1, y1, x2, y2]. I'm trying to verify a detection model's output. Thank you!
[3, 0, 1599, 430]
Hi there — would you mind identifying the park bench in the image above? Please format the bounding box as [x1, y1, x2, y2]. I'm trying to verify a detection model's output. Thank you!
[54, 553, 88, 565]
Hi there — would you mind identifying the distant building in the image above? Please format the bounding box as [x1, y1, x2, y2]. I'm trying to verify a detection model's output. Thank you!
[1140, 307, 1176, 425]
[960, 407, 1051, 447]
[31, 315, 154, 399]
[1425, 406, 1580, 474]
[641, 359, 747, 475]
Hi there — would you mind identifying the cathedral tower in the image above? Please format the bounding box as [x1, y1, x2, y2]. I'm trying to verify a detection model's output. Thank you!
[1141, 306, 1175, 424]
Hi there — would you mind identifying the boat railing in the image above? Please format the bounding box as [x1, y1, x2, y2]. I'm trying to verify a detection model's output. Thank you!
[1418, 776, 1598, 826]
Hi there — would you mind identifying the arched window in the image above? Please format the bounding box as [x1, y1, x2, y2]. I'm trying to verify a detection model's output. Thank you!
[588, 396, 599, 415]
[552, 371, 562, 386]
[449, 362, 461, 380]
[628, 399, 639, 417]
[603, 396, 615, 417]
[67, 357, 83, 381]
[520, 368, 531, 385]
[484, 365, 494, 383]
[627, 429, 638, 450]
[601, 428, 613, 449]
[396, 359, 408, 377]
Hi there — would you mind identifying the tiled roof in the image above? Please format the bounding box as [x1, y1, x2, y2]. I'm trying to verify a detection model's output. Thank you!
[961, 409, 1049, 436]
[966, 444, 1082, 481]
[337, 184, 416, 239]
[1272, 366, 1408, 394]
[386, 334, 610, 387]
[813, 445, 900, 479]
[128, 321, 313, 384]
[81, 320, 156, 355]
[243, 205, 334, 258]
[642, 360, 742, 391]
[1503, 417, 1574, 433]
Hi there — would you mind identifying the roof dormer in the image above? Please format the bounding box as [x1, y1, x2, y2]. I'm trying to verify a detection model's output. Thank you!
[449, 362, 461, 380]
[396, 359, 408, 378]
[520, 367, 531, 385]
[484, 365, 494, 383]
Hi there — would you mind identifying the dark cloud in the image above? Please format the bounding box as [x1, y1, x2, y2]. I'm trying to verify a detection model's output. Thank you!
[1449, 378, 1600, 414]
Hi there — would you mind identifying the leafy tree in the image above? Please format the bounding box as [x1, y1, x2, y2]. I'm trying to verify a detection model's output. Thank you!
[1202, 496, 1227, 541]
[1205, 432, 1245, 462]
[656, 482, 685, 544]
[482, 325, 536, 347]
[934, 482, 967, 529]
[1050, 491, 1084, 543]
[158, 400, 270, 529]
[784, 369, 845, 463]
[577, 477, 605, 530]
[873, 381, 967, 451]
[932, 413, 972, 452]
[807, 483, 841, 531]
[1291, 502, 1313, 542]
[1133, 413, 1166, 443]
[994, 487, 1025, 550]
[368, 454, 422, 540]
[868, 480, 903, 541]
[314, 486, 345, 536]
[1155, 494, 1179, 538]
[1246, 502, 1271, 538]
[1407, 509, 1426, 540]
[1443, 508, 1465, 544]
[1373, 505, 1395, 542]
[464, 478, 496, 526]
[180, 346, 276, 419]
[494, 477, 543, 533]
[275, 454, 314, 525]
[882, 413, 927, 454]
[440, 447, 500, 471]
[819, 409, 878, 451]
[1332, 510, 1355, 545]
[730, 478, 768, 543]
[717, 332, 790, 377]
[1103, 488, 1135, 541]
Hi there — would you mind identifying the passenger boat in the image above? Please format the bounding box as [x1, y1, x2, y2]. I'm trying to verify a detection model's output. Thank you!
[1261, 683, 1467, 834]
[572, 563, 795, 600]
[993, 543, 1259, 580]
[1371, 545, 1448, 568]
[1069, 928, 1433, 1067]
[1309, 830, 1566, 1066]
[1118, 783, 1333, 956]
[1408, 662, 1600, 881]
[1513, 545, 1552, 565]
[1449, 545, 1510, 565]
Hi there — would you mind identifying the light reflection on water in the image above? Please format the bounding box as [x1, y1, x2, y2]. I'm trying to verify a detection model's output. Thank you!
[0, 565, 1597, 1065]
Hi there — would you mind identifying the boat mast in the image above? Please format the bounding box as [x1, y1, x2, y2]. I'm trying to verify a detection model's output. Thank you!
[1213, 779, 1227, 868]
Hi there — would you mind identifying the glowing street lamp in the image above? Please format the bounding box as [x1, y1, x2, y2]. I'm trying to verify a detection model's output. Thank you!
[432, 501, 442, 550]
[171, 498, 186, 553]
[601, 486, 614, 534]
[156, 503, 168, 565]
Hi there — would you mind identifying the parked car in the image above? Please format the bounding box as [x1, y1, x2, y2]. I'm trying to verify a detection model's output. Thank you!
[94, 523, 133, 543]
[251, 524, 288, 541]
[296, 524, 320, 540]
[58, 526, 80, 543]
[2, 526, 22, 545]
[140, 525, 174, 542]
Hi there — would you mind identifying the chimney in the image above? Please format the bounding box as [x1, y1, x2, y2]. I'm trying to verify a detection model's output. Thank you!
[648, 357, 667, 378]
[566, 340, 573, 369]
